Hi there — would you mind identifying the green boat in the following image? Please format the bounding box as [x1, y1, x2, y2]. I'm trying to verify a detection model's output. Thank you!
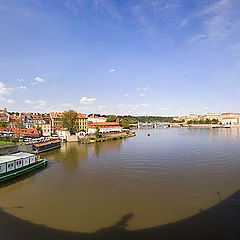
[0, 152, 48, 183]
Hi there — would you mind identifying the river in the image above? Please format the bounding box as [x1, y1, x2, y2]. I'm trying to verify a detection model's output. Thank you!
[1, 128, 240, 239]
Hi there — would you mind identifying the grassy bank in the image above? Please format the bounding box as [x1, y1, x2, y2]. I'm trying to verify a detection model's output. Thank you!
[0, 141, 15, 146]
[78, 132, 136, 144]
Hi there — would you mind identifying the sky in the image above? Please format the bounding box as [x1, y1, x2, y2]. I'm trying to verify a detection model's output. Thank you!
[1, 0, 240, 116]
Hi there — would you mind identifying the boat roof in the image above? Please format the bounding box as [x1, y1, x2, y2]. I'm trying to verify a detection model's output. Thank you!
[0, 152, 35, 164]
[11, 152, 35, 158]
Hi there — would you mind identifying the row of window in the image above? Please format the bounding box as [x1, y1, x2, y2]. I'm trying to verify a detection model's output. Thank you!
[0, 157, 36, 174]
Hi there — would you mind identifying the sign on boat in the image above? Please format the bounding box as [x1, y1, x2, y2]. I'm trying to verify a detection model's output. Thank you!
[0, 152, 48, 183]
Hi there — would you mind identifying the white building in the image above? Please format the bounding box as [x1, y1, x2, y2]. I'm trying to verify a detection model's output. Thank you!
[88, 116, 107, 123]
[88, 122, 122, 134]
[55, 128, 70, 140]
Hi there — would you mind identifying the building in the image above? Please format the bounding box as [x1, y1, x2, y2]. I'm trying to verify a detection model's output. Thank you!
[88, 115, 107, 123]
[75, 113, 88, 132]
[221, 117, 239, 125]
[50, 112, 64, 130]
[0, 108, 9, 122]
[55, 128, 70, 140]
[50, 112, 88, 133]
[8, 116, 21, 128]
[0, 128, 41, 138]
[40, 124, 52, 136]
[88, 119, 123, 134]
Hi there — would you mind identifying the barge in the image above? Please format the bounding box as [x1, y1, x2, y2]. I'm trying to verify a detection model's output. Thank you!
[33, 139, 61, 153]
[0, 152, 47, 183]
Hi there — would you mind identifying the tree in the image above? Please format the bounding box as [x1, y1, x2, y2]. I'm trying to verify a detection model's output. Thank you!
[211, 118, 219, 124]
[95, 124, 100, 138]
[106, 115, 117, 122]
[0, 119, 8, 128]
[62, 110, 78, 134]
[120, 119, 130, 129]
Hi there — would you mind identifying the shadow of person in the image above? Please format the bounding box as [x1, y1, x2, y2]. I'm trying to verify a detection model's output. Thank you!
[1, 189, 240, 240]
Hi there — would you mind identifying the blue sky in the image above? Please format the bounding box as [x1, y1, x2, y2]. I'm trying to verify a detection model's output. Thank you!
[1, 0, 240, 116]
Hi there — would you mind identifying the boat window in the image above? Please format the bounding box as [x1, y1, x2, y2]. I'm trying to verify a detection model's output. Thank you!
[7, 161, 15, 172]
[16, 159, 23, 169]
[23, 157, 30, 166]
[0, 163, 6, 173]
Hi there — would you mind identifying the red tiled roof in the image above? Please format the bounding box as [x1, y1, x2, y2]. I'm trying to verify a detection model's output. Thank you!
[221, 113, 240, 115]
[222, 117, 238, 120]
[88, 122, 121, 128]
[0, 128, 40, 137]
[34, 139, 61, 147]
[77, 113, 87, 119]
[50, 112, 64, 118]
[9, 116, 20, 122]
[50, 112, 87, 119]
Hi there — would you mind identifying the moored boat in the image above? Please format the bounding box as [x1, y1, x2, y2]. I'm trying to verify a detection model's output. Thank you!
[0, 152, 47, 183]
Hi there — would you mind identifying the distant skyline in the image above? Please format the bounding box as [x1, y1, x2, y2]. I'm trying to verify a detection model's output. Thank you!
[1, 0, 240, 116]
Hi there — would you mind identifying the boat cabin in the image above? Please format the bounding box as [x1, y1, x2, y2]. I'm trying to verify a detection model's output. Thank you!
[0, 152, 37, 174]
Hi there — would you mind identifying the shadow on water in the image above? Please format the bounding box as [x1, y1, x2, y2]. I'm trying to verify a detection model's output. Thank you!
[1, 189, 240, 239]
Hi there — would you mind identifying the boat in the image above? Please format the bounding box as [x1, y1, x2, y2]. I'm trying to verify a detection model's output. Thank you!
[0, 152, 48, 183]
[33, 139, 61, 153]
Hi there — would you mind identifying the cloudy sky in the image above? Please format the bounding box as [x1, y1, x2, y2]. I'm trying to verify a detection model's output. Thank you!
[1, 0, 240, 116]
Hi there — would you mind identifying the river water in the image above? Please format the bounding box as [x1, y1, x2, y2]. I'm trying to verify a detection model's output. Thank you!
[1, 128, 240, 234]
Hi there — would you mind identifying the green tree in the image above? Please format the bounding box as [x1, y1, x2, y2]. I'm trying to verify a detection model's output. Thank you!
[205, 118, 211, 124]
[0, 119, 8, 128]
[120, 119, 130, 129]
[106, 115, 117, 122]
[62, 110, 78, 134]
[95, 124, 100, 138]
[211, 118, 219, 124]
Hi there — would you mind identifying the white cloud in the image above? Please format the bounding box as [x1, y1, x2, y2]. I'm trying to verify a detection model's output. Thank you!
[139, 93, 145, 97]
[0, 82, 12, 95]
[117, 104, 124, 107]
[34, 106, 41, 109]
[25, 99, 35, 104]
[124, 94, 129, 97]
[0, 96, 5, 101]
[17, 78, 24, 83]
[7, 99, 15, 104]
[98, 105, 107, 109]
[80, 96, 96, 104]
[19, 86, 27, 90]
[142, 87, 151, 91]
[60, 103, 73, 108]
[109, 68, 115, 72]
[189, 34, 206, 42]
[141, 103, 151, 107]
[33, 77, 45, 84]
[187, 0, 240, 43]
[137, 87, 151, 92]
[159, 108, 168, 111]
[37, 100, 47, 106]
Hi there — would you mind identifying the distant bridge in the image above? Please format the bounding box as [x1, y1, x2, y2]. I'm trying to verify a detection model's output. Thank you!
[129, 122, 171, 129]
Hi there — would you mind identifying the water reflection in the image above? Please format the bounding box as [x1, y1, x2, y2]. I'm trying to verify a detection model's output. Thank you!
[1, 128, 240, 234]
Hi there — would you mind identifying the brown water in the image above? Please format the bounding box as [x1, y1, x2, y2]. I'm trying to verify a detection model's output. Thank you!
[1, 128, 240, 233]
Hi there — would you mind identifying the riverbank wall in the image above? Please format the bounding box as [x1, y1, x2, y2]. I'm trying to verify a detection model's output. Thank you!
[0, 145, 18, 155]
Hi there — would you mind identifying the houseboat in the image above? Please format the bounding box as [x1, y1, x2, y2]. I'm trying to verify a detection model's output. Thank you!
[33, 139, 61, 153]
[0, 152, 47, 183]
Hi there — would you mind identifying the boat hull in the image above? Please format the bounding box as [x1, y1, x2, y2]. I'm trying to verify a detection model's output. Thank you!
[0, 159, 48, 183]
